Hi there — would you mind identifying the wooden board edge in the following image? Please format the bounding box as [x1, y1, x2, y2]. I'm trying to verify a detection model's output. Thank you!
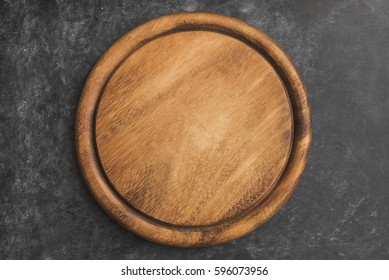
[75, 12, 312, 247]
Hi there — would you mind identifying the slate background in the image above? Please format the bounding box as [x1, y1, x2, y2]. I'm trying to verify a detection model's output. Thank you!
[1, 0, 388, 259]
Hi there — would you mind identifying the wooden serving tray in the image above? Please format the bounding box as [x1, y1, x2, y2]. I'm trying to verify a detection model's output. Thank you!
[76, 12, 311, 247]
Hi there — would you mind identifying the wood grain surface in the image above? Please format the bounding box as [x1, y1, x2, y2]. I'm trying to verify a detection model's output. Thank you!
[76, 12, 311, 247]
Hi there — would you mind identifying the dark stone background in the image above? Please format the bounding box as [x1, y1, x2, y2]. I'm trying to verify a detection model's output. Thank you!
[1, 0, 388, 259]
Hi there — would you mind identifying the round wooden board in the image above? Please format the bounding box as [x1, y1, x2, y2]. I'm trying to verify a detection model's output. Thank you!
[76, 12, 311, 247]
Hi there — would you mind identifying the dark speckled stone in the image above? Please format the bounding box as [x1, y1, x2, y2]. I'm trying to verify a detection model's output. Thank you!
[0, 0, 388, 259]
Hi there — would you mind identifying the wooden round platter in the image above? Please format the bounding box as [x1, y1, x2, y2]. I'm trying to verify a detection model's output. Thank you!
[76, 12, 311, 247]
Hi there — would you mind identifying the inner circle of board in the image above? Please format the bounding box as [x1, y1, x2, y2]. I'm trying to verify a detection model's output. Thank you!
[95, 30, 293, 227]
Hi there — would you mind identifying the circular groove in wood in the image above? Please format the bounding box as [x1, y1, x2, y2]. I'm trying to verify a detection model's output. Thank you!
[76, 12, 312, 247]
[95, 30, 293, 227]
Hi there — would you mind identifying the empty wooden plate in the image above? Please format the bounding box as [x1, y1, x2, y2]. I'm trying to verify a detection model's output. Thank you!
[76, 12, 311, 247]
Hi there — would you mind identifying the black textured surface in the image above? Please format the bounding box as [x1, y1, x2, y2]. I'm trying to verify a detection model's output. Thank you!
[1, 0, 388, 259]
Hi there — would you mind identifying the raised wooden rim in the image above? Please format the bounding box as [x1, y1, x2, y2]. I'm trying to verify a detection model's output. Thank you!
[75, 12, 312, 247]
